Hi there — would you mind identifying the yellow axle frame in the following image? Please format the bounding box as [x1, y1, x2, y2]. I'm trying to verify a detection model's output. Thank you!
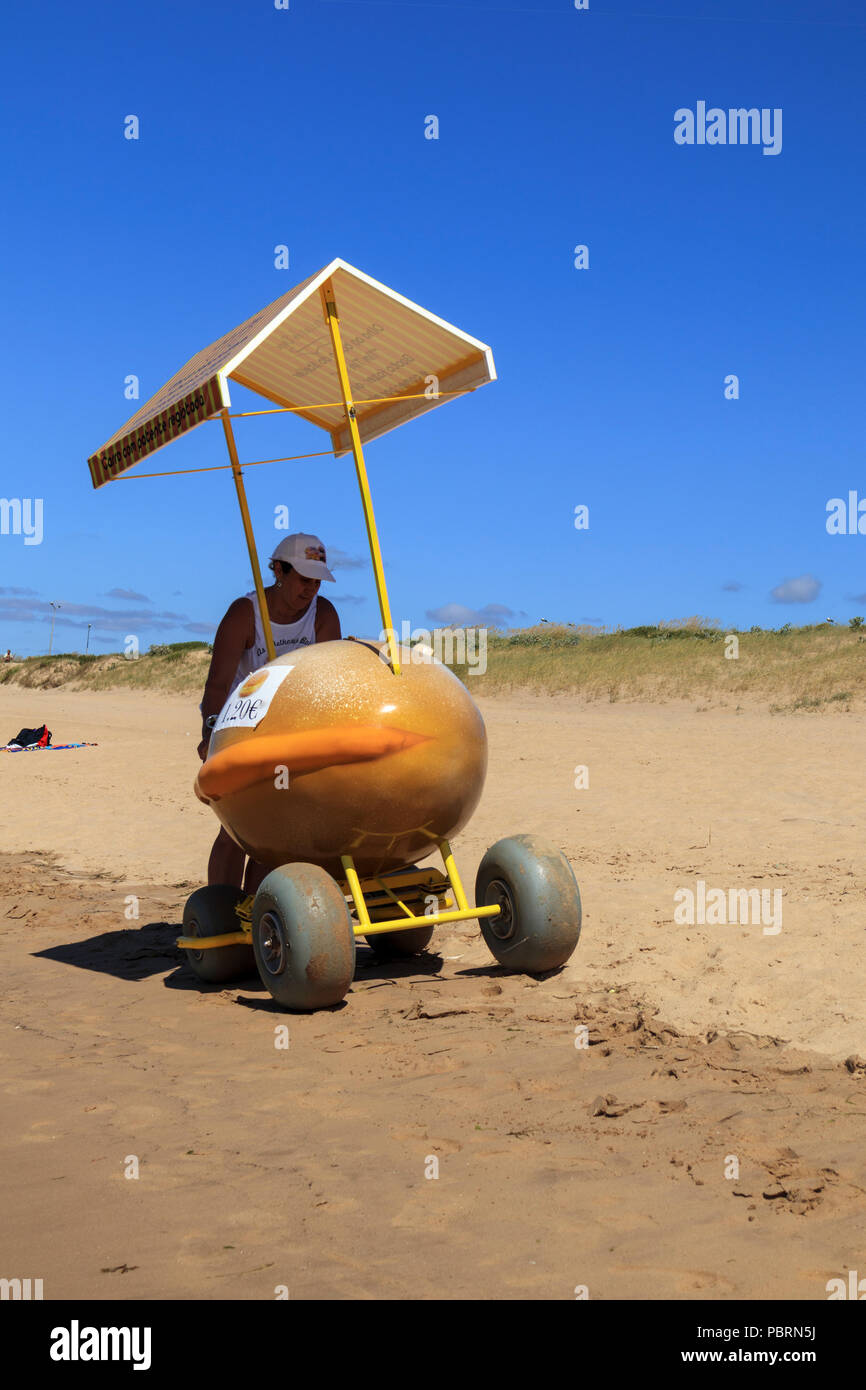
[176, 839, 501, 952]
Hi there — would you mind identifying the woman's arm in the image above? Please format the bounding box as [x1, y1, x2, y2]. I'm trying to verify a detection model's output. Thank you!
[315, 596, 342, 642]
[197, 598, 254, 760]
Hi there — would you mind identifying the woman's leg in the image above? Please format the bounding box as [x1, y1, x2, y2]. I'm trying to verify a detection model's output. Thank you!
[242, 858, 269, 895]
[207, 826, 246, 888]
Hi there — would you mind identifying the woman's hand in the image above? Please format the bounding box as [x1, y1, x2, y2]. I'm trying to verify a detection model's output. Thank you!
[198, 597, 255, 764]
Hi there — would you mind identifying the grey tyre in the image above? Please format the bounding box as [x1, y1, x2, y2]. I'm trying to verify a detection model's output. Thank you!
[182, 885, 254, 984]
[252, 864, 356, 1011]
[475, 835, 582, 973]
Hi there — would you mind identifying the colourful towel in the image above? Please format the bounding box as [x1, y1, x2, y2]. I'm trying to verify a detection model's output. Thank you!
[1, 742, 98, 753]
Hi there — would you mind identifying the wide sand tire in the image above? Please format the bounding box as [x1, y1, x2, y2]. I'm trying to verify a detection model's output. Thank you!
[475, 836, 582, 973]
[252, 864, 356, 1011]
[182, 885, 255, 984]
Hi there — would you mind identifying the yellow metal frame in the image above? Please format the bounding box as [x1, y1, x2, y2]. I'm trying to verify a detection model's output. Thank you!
[339, 839, 500, 936]
[320, 281, 401, 675]
[221, 406, 276, 661]
[176, 842, 500, 951]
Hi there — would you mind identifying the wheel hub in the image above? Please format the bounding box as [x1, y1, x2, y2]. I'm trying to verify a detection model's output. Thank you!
[258, 911, 288, 976]
[486, 878, 515, 941]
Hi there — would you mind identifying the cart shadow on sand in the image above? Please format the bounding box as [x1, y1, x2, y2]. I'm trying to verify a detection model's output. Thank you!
[33, 915, 453, 1012]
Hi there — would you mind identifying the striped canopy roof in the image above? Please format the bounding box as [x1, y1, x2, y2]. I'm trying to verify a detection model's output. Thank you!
[87, 259, 496, 489]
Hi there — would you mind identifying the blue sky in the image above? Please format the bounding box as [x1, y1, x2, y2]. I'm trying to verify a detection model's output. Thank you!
[2, 0, 865, 655]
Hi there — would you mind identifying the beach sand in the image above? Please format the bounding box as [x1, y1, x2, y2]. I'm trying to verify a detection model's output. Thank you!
[1, 685, 864, 1299]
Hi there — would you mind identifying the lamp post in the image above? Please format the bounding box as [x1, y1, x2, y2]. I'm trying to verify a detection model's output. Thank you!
[48, 601, 61, 655]
[86, 623, 92, 654]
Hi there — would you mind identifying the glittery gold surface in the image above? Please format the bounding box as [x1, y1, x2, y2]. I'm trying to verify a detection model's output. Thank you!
[203, 640, 487, 876]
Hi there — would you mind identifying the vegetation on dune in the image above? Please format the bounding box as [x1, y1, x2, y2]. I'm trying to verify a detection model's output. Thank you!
[0, 622, 862, 709]
[0, 641, 212, 694]
[450, 617, 864, 711]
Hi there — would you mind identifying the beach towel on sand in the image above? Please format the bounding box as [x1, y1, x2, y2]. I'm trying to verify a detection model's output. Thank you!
[1, 742, 97, 753]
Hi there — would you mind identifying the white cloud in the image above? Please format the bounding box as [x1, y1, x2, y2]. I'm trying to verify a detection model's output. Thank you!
[425, 602, 517, 629]
[327, 549, 367, 570]
[0, 594, 213, 637]
[770, 574, 821, 604]
[106, 587, 151, 602]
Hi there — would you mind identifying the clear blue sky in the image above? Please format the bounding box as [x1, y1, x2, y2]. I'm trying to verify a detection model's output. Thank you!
[2, 0, 865, 655]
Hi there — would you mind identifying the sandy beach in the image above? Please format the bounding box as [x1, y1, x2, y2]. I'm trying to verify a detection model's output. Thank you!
[1, 685, 864, 1299]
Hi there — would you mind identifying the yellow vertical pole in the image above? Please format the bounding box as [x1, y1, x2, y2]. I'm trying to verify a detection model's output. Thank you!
[220, 406, 276, 662]
[341, 855, 371, 929]
[320, 281, 401, 676]
[439, 840, 470, 911]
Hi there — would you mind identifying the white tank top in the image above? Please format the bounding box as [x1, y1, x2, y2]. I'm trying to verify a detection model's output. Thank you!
[229, 590, 318, 694]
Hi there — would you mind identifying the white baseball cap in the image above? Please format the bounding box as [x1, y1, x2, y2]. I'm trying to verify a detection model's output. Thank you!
[270, 533, 336, 582]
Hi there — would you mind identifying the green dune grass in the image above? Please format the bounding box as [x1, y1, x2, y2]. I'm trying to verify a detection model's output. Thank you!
[452, 619, 864, 710]
[0, 622, 862, 710]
